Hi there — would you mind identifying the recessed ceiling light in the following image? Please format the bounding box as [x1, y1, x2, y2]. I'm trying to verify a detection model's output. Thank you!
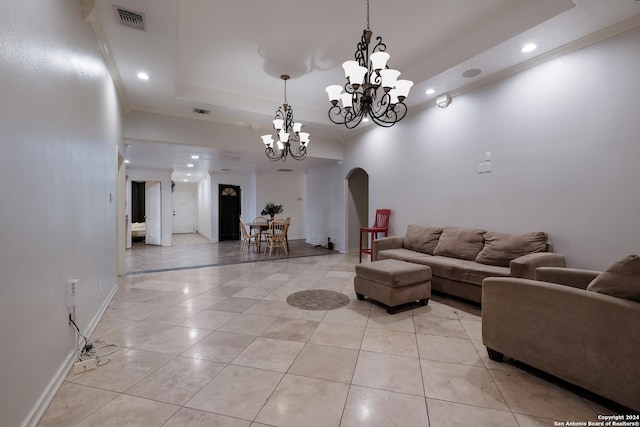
[137, 72, 150, 80]
[362, 117, 370, 123]
[124, 159, 130, 163]
[191, 155, 199, 159]
[183, 179, 188, 182]
[187, 163, 194, 167]
[186, 173, 192, 177]
[425, 88, 436, 95]
[462, 69, 482, 78]
[521, 43, 537, 53]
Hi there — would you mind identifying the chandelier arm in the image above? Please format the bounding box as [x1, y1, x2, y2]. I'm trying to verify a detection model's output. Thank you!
[288, 145, 307, 160]
[372, 35, 387, 54]
[265, 147, 285, 161]
[354, 29, 370, 68]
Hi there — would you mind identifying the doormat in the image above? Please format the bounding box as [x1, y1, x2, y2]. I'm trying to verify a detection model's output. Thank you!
[286, 289, 350, 311]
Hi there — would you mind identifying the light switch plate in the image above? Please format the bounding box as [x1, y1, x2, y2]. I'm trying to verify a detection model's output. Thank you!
[478, 163, 485, 173]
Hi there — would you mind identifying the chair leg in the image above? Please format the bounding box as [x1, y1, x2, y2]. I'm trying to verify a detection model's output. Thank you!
[369, 232, 375, 262]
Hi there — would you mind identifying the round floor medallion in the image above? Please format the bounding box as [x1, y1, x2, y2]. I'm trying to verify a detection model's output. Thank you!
[286, 289, 350, 311]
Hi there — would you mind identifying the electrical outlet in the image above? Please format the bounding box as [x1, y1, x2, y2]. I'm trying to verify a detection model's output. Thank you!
[73, 357, 97, 374]
[67, 279, 78, 322]
[67, 279, 78, 307]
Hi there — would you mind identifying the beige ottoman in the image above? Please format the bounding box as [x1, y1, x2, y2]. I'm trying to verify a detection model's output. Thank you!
[354, 259, 431, 314]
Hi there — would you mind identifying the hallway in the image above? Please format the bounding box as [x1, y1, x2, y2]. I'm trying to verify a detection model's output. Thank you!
[126, 235, 337, 274]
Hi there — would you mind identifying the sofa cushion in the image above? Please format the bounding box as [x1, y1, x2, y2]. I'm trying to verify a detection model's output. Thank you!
[587, 255, 640, 302]
[378, 248, 432, 263]
[403, 225, 443, 255]
[433, 227, 485, 261]
[475, 231, 548, 267]
[411, 256, 510, 285]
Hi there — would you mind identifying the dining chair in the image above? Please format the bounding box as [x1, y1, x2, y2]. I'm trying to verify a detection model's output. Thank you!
[266, 219, 288, 255]
[240, 219, 260, 254]
[283, 217, 291, 253]
[253, 216, 269, 245]
[359, 209, 391, 262]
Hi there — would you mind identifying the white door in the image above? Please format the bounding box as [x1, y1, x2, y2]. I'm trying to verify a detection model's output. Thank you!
[173, 191, 195, 233]
[145, 181, 162, 245]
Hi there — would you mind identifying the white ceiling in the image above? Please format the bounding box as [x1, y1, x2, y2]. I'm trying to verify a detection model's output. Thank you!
[93, 0, 640, 180]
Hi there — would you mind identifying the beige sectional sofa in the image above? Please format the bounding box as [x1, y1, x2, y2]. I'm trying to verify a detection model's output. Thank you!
[372, 225, 565, 303]
[482, 257, 640, 411]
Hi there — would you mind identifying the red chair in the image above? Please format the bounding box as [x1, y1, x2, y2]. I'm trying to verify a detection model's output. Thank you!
[359, 209, 391, 263]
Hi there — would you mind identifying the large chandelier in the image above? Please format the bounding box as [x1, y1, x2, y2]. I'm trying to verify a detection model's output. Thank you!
[261, 75, 310, 162]
[325, 0, 413, 129]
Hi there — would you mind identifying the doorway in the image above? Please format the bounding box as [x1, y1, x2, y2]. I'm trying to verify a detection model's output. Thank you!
[173, 191, 195, 234]
[145, 181, 162, 245]
[218, 184, 241, 241]
[346, 168, 369, 252]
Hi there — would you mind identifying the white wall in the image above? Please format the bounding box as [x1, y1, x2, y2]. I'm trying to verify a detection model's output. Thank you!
[0, 2, 122, 426]
[306, 163, 344, 250]
[126, 168, 174, 247]
[256, 172, 307, 240]
[342, 26, 640, 270]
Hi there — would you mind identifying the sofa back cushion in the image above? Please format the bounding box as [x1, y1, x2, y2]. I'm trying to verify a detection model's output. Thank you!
[587, 254, 640, 302]
[403, 225, 443, 255]
[433, 227, 485, 261]
[475, 231, 548, 267]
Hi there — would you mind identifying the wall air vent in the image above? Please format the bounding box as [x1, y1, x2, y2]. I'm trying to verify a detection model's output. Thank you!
[193, 108, 210, 115]
[276, 169, 293, 172]
[221, 168, 232, 171]
[116, 7, 145, 31]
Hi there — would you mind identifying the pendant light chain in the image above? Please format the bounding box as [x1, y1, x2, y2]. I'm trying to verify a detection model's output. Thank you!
[283, 77, 288, 104]
[366, 0, 370, 30]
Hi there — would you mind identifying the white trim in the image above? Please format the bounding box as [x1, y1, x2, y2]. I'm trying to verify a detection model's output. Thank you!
[23, 284, 119, 427]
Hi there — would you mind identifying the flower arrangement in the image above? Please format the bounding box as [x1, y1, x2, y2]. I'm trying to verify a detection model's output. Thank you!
[261, 202, 283, 218]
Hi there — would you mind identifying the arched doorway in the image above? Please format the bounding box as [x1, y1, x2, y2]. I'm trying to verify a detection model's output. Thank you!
[346, 168, 369, 252]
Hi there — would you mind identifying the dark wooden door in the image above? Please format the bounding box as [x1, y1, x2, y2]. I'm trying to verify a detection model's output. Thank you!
[218, 184, 241, 241]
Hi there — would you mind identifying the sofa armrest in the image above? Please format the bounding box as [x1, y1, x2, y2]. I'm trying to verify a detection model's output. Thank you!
[482, 277, 640, 411]
[509, 252, 565, 279]
[535, 267, 600, 290]
[372, 236, 404, 261]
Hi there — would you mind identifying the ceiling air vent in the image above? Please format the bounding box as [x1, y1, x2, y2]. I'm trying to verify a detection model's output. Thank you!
[277, 169, 293, 172]
[193, 108, 210, 115]
[116, 7, 145, 31]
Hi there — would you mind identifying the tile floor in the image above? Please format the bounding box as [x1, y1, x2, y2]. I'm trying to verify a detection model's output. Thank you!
[40, 251, 625, 426]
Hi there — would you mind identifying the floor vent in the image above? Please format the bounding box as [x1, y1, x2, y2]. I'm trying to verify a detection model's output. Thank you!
[193, 108, 211, 115]
[276, 169, 293, 172]
[116, 7, 145, 31]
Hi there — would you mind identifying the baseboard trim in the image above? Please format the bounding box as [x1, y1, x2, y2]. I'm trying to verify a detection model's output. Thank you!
[23, 282, 119, 427]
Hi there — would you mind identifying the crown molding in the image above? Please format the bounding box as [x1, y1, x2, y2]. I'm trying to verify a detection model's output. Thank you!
[85, 6, 130, 114]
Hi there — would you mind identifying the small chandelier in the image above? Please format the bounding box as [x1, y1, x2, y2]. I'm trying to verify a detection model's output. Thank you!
[261, 75, 310, 162]
[325, 0, 413, 129]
